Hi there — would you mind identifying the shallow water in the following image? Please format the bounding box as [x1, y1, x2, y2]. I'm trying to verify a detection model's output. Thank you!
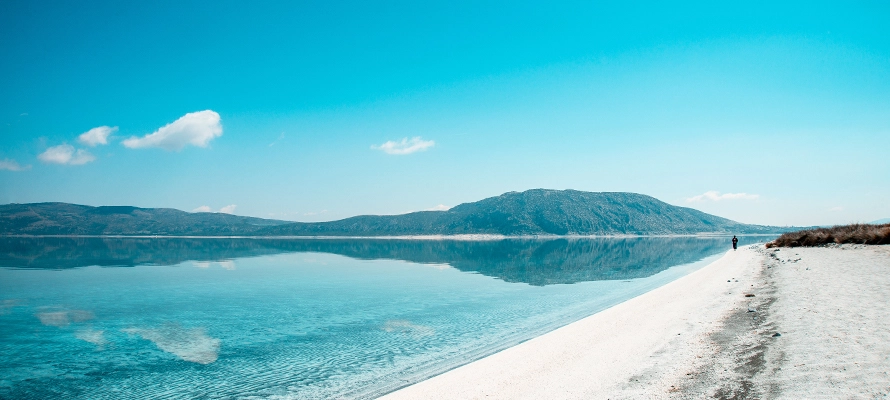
[0, 236, 768, 399]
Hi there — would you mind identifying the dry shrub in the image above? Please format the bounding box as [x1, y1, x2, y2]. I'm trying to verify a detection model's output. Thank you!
[766, 223, 890, 248]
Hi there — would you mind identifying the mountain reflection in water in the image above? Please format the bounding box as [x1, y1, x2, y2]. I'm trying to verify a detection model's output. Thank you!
[0, 236, 768, 285]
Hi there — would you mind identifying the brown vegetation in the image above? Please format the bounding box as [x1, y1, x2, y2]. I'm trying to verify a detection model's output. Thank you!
[766, 223, 890, 248]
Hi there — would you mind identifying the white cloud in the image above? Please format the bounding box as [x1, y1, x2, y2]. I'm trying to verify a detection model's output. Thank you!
[122, 110, 222, 151]
[686, 191, 759, 203]
[0, 158, 30, 171]
[426, 204, 450, 211]
[38, 144, 95, 165]
[193, 205, 236, 213]
[78, 126, 117, 147]
[372, 136, 435, 155]
[828, 206, 844, 212]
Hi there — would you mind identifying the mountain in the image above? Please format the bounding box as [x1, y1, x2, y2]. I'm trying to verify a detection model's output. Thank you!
[260, 190, 784, 236]
[0, 189, 788, 236]
[0, 202, 290, 236]
[871, 218, 890, 225]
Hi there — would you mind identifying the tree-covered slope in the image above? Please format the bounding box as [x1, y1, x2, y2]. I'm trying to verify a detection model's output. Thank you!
[1, 190, 788, 236]
[0, 202, 289, 236]
[260, 189, 783, 236]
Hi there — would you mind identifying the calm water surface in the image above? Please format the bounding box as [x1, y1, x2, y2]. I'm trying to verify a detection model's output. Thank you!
[0, 236, 768, 399]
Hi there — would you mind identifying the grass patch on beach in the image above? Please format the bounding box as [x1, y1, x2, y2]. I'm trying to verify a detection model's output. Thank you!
[766, 223, 890, 248]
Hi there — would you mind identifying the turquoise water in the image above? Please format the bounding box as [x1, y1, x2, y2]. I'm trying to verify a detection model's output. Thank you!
[0, 236, 768, 399]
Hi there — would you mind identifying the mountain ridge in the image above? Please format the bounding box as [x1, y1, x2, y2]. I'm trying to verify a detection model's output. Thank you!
[259, 190, 785, 236]
[0, 189, 792, 236]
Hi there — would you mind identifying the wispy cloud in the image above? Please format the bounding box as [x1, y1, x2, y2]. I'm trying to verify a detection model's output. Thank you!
[426, 204, 450, 211]
[828, 206, 844, 212]
[0, 158, 31, 171]
[192, 205, 212, 213]
[268, 132, 285, 147]
[371, 137, 435, 155]
[686, 191, 759, 203]
[38, 144, 95, 165]
[123, 110, 222, 151]
[78, 126, 118, 147]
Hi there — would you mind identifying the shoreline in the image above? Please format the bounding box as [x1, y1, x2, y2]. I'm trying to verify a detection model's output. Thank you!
[0, 233, 777, 240]
[380, 244, 890, 399]
[380, 245, 764, 399]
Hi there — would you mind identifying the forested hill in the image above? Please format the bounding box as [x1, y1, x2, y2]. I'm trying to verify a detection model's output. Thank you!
[0, 203, 289, 236]
[260, 190, 784, 236]
[1, 190, 789, 236]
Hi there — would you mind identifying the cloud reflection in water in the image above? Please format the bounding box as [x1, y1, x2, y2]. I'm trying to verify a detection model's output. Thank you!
[75, 328, 107, 350]
[0, 299, 19, 315]
[123, 323, 220, 364]
[35, 309, 95, 327]
[382, 320, 435, 339]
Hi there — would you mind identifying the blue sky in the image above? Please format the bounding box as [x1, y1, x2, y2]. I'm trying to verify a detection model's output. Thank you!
[1, 1, 888, 226]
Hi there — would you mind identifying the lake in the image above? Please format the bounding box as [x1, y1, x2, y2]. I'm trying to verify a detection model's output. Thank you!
[0, 236, 768, 399]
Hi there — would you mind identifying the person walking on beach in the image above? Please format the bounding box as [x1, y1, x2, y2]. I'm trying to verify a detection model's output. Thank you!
[732, 235, 738, 250]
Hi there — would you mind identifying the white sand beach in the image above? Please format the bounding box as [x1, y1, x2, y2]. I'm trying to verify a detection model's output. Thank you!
[381, 244, 890, 399]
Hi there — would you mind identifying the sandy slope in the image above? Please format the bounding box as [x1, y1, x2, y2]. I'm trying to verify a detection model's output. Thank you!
[753, 245, 890, 398]
[380, 244, 890, 399]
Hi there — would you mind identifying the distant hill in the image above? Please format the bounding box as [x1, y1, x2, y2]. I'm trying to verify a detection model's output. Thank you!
[0, 190, 790, 237]
[0, 203, 289, 236]
[871, 218, 890, 225]
[259, 190, 785, 236]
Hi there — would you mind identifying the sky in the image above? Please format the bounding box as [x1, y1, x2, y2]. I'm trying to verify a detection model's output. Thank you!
[1, 1, 888, 226]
